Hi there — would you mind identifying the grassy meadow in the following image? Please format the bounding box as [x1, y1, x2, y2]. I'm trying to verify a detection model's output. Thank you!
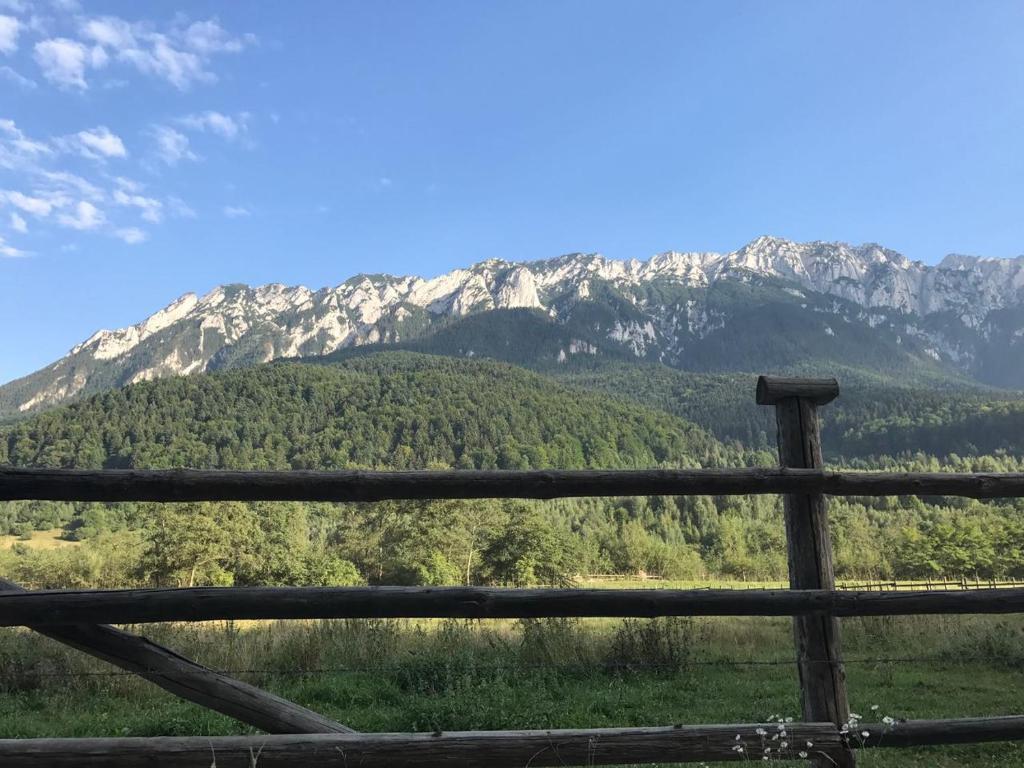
[0, 528, 77, 551]
[3, 609, 1024, 766]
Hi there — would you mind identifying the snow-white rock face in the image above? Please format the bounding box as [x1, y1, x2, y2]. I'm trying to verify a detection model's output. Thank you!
[5, 236, 1024, 414]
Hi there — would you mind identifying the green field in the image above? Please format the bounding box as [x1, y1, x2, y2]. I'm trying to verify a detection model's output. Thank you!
[3, 613, 1024, 766]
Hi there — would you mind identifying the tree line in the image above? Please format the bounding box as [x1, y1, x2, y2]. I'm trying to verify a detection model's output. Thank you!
[2, 352, 1023, 588]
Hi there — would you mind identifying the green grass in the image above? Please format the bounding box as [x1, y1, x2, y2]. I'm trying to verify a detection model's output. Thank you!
[3, 615, 1024, 765]
[0, 529, 77, 551]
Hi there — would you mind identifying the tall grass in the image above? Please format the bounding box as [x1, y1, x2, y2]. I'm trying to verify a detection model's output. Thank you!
[3, 615, 1024, 765]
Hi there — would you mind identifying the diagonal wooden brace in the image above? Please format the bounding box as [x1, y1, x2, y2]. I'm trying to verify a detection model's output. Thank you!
[1, 578, 354, 734]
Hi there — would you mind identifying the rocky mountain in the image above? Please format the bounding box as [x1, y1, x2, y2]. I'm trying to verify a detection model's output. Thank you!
[3, 235, 1023, 417]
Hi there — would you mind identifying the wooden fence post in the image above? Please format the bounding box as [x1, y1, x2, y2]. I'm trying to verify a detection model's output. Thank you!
[757, 376, 854, 767]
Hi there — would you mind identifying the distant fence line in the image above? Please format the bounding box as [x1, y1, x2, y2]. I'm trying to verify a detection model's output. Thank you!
[581, 575, 1024, 591]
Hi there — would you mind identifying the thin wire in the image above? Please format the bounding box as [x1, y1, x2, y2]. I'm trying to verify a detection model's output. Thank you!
[7, 654, 1020, 679]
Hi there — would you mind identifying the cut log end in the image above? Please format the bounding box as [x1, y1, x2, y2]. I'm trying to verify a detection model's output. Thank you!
[756, 376, 840, 406]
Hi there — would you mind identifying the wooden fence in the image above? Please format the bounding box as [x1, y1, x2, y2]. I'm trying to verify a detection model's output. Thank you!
[2, 375, 1024, 766]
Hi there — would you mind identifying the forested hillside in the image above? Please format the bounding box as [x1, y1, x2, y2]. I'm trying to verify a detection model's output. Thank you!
[0, 353, 726, 471]
[551, 360, 1024, 458]
[3, 352, 1024, 592]
[315, 329, 1024, 458]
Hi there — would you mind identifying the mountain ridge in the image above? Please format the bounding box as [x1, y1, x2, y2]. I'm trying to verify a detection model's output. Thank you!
[4, 235, 1024, 417]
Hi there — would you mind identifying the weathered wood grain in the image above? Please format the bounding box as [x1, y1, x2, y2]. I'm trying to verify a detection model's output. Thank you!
[0, 723, 844, 766]
[770, 393, 852, 766]
[3, 716, 1024, 766]
[4, 467, 1024, 501]
[859, 715, 1024, 747]
[756, 375, 840, 405]
[4, 585, 1024, 626]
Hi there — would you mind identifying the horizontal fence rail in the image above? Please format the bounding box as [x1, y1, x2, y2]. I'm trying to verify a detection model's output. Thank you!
[5, 467, 1024, 501]
[6, 585, 1024, 626]
[0, 723, 845, 767]
[2, 717, 1023, 767]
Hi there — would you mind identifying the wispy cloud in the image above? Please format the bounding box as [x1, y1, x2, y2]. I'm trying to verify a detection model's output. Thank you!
[33, 37, 107, 89]
[57, 126, 127, 159]
[2, 190, 54, 217]
[57, 200, 104, 230]
[151, 125, 197, 165]
[113, 226, 146, 244]
[0, 116, 202, 252]
[178, 110, 248, 140]
[0, 119, 52, 169]
[0, 234, 26, 258]
[79, 16, 136, 50]
[167, 196, 197, 219]
[113, 179, 162, 222]
[182, 19, 255, 55]
[0, 11, 257, 258]
[0, 64, 36, 88]
[0, 14, 20, 54]
[37, 170, 103, 201]
[70, 15, 254, 91]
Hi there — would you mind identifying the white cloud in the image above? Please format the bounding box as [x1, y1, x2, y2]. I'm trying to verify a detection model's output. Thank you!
[378, 177, 393, 188]
[37, 170, 103, 201]
[113, 226, 146, 244]
[0, 234, 26, 257]
[59, 126, 127, 159]
[182, 19, 253, 54]
[89, 43, 108, 68]
[119, 35, 209, 90]
[112, 175, 141, 192]
[31, 15, 253, 90]
[151, 125, 197, 165]
[79, 16, 137, 50]
[57, 200, 104, 230]
[223, 205, 250, 218]
[0, 65, 36, 88]
[3, 190, 54, 216]
[76, 15, 253, 90]
[33, 37, 106, 89]
[79, 126, 126, 158]
[0, 119, 52, 167]
[178, 110, 246, 140]
[0, 116, 203, 251]
[167, 196, 197, 219]
[0, 14, 20, 54]
[113, 186, 162, 222]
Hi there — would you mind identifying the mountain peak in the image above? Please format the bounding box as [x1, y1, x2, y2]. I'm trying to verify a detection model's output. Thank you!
[939, 252, 1024, 269]
[5, 236, 1024, 416]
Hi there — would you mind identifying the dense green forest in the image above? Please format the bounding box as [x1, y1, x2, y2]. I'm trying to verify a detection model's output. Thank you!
[555, 360, 1024, 457]
[0, 353, 725, 470]
[311, 309, 1024, 458]
[3, 352, 1024, 590]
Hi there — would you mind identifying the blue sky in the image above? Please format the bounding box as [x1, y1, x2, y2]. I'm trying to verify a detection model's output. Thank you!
[1, 0, 1022, 383]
